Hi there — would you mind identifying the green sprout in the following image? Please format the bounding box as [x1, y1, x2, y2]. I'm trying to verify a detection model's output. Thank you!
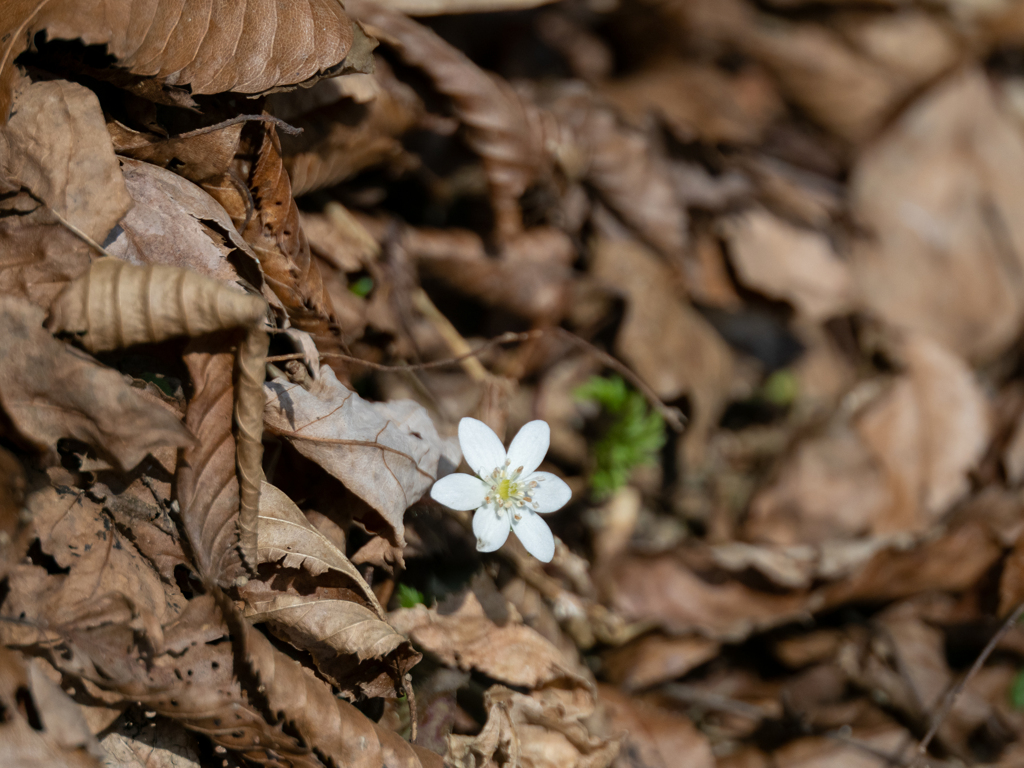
[349, 275, 374, 298]
[573, 375, 666, 500]
[396, 583, 425, 608]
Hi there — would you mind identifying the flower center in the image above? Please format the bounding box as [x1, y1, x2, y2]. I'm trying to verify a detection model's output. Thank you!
[482, 462, 543, 518]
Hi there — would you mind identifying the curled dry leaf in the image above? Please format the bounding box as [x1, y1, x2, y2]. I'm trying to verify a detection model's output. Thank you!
[0, 647, 103, 768]
[46, 257, 267, 354]
[0, 78, 131, 309]
[597, 684, 715, 768]
[0, 0, 359, 122]
[177, 343, 247, 586]
[0, 298, 193, 470]
[205, 123, 344, 356]
[264, 365, 447, 546]
[348, 0, 555, 239]
[600, 553, 809, 642]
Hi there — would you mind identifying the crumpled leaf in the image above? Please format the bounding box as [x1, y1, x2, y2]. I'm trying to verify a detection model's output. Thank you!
[390, 590, 585, 689]
[0, 78, 131, 309]
[0, 647, 103, 768]
[597, 684, 714, 768]
[264, 364, 449, 546]
[0, 0, 359, 122]
[447, 683, 619, 768]
[204, 122, 344, 356]
[589, 231, 733, 463]
[0, 297, 193, 470]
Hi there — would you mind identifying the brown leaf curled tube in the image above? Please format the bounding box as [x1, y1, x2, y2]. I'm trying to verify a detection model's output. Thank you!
[45, 257, 267, 353]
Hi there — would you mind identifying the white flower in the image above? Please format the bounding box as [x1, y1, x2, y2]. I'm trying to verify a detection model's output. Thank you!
[430, 417, 572, 563]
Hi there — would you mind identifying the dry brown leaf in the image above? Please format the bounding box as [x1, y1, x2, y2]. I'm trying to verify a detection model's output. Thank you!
[205, 122, 344, 356]
[598, 684, 715, 768]
[106, 158, 264, 290]
[0, 0, 359, 122]
[100, 719, 204, 768]
[257, 480, 380, 609]
[720, 208, 855, 322]
[0, 78, 131, 309]
[390, 590, 586, 689]
[601, 553, 810, 642]
[240, 577, 420, 698]
[107, 119, 244, 185]
[851, 68, 1024, 363]
[177, 341, 247, 586]
[348, 0, 554, 239]
[448, 683, 619, 768]
[0, 445, 29, 580]
[729, 15, 917, 142]
[238, 599, 393, 768]
[0, 648, 103, 768]
[589, 232, 733, 463]
[275, 60, 424, 197]
[47, 257, 267, 354]
[263, 365, 448, 546]
[0, 297, 193, 470]
[602, 634, 721, 692]
[545, 89, 688, 263]
[855, 334, 990, 534]
[407, 225, 572, 322]
[600, 59, 783, 146]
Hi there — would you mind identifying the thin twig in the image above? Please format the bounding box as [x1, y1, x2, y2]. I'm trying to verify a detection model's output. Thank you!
[662, 683, 769, 721]
[916, 601, 1024, 758]
[34, 194, 116, 259]
[172, 114, 303, 139]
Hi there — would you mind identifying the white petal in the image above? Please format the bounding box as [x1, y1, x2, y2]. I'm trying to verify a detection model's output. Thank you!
[506, 420, 550, 478]
[473, 507, 510, 552]
[511, 509, 555, 562]
[430, 473, 488, 511]
[459, 417, 507, 478]
[523, 472, 572, 513]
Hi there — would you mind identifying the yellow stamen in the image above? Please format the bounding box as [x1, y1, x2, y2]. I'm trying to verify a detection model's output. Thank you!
[497, 478, 511, 500]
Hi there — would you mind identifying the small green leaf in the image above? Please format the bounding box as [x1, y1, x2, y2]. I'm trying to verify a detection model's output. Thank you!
[349, 275, 374, 298]
[574, 375, 666, 500]
[396, 583, 424, 608]
[761, 369, 798, 407]
[1011, 669, 1024, 710]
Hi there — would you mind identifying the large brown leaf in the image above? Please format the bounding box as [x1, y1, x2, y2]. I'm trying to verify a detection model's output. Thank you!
[107, 158, 264, 291]
[263, 364, 447, 546]
[0, 298, 194, 470]
[0, 0, 358, 123]
[0, 78, 131, 309]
